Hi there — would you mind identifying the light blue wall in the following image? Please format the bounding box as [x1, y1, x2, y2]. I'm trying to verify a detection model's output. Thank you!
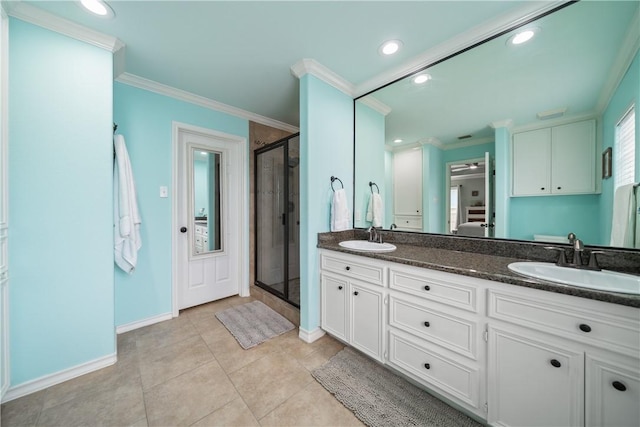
[423, 145, 444, 233]
[194, 158, 209, 216]
[601, 51, 640, 245]
[299, 74, 353, 333]
[354, 102, 385, 228]
[384, 150, 393, 227]
[113, 82, 248, 327]
[9, 19, 114, 385]
[494, 128, 511, 238]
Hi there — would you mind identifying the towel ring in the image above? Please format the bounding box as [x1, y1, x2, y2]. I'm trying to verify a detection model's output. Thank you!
[331, 176, 344, 192]
[369, 182, 380, 194]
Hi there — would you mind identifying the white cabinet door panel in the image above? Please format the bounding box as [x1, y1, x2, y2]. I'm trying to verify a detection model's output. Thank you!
[320, 273, 348, 341]
[512, 128, 551, 196]
[350, 283, 384, 362]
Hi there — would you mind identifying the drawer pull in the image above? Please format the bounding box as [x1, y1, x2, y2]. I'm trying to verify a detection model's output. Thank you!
[550, 359, 562, 368]
[354, 291, 359, 296]
[338, 286, 343, 290]
[541, 187, 545, 190]
[424, 363, 430, 370]
[345, 266, 351, 271]
[424, 285, 430, 291]
[612, 381, 627, 392]
[579, 324, 592, 333]
[423, 321, 430, 327]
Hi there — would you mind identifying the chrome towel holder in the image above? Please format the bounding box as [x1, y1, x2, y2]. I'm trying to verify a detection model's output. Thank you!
[331, 176, 344, 192]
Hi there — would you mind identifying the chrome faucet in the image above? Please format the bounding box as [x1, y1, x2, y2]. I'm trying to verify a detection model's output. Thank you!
[572, 236, 584, 267]
[367, 226, 382, 243]
[546, 233, 606, 270]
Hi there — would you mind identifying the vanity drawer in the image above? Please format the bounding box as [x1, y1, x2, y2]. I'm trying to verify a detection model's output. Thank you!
[488, 289, 640, 356]
[388, 330, 479, 408]
[394, 215, 422, 230]
[320, 252, 385, 287]
[389, 295, 476, 359]
[389, 265, 478, 312]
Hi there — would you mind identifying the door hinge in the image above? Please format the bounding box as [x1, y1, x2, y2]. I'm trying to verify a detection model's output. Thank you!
[483, 329, 489, 342]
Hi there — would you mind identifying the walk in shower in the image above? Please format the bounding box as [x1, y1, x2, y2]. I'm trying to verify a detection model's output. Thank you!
[254, 133, 300, 307]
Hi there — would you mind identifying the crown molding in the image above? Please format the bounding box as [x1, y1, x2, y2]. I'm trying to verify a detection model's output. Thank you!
[354, 1, 567, 97]
[6, 1, 124, 53]
[490, 119, 514, 130]
[512, 111, 598, 134]
[291, 58, 356, 97]
[442, 136, 495, 151]
[359, 95, 391, 116]
[117, 73, 299, 133]
[596, 7, 639, 114]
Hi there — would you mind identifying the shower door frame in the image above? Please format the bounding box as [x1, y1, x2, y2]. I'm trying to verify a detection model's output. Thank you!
[254, 133, 300, 308]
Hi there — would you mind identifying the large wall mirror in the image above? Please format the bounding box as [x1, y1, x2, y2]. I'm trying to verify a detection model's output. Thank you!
[192, 148, 222, 255]
[354, 1, 639, 249]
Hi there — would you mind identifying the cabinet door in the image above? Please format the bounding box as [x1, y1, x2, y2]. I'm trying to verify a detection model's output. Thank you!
[350, 283, 384, 361]
[586, 353, 640, 427]
[488, 327, 584, 427]
[320, 273, 348, 341]
[512, 128, 551, 196]
[551, 120, 596, 194]
[393, 149, 422, 215]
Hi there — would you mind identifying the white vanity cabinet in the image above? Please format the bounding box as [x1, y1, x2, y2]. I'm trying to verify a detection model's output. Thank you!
[194, 223, 208, 254]
[393, 149, 422, 230]
[512, 120, 596, 196]
[487, 286, 640, 427]
[319, 250, 385, 362]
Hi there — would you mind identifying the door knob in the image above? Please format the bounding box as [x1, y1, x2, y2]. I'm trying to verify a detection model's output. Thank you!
[180, 227, 187, 233]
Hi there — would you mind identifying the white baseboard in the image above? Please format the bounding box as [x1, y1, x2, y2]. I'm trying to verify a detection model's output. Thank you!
[1, 352, 117, 403]
[116, 312, 173, 334]
[298, 326, 325, 343]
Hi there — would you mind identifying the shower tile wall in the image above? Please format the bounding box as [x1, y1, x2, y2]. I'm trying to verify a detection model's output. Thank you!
[248, 122, 297, 323]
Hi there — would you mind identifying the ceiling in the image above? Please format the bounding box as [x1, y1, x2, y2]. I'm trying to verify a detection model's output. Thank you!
[364, 0, 639, 148]
[10, 0, 533, 129]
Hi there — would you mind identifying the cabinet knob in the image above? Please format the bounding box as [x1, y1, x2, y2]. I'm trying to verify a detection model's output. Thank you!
[353, 291, 359, 296]
[424, 363, 430, 370]
[579, 324, 592, 333]
[338, 286, 343, 290]
[345, 266, 351, 271]
[423, 321, 430, 327]
[180, 226, 188, 233]
[612, 381, 627, 392]
[550, 359, 562, 368]
[557, 186, 562, 190]
[424, 285, 430, 291]
[541, 187, 545, 190]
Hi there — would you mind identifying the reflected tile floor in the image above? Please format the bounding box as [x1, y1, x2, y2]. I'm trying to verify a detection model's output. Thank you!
[1, 296, 363, 427]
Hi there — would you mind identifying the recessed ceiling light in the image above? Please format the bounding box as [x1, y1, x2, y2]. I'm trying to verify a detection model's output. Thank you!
[393, 139, 403, 144]
[78, 0, 115, 18]
[413, 74, 432, 84]
[507, 28, 538, 45]
[379, 40, 403, 56]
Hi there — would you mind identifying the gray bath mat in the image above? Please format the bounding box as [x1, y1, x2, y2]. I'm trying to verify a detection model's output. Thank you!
[312, 347, 482, 427]
[215, 301, 294, 349]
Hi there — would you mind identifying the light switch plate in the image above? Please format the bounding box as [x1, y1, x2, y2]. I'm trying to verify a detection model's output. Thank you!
[160, 186, 168, 198]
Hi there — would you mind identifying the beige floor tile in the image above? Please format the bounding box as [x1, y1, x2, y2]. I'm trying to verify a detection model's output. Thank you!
[229, 353, 314, 419]
[188, 310, 227, 335]
[0, 389, 46, 427]
[144, 361, 238, 427]
[202, 326, 279, 374]
[192, 397, 260, 427]
[135, 315, 199, 353]
[259, 381, 364, 427]
[138, 335, 216, 390]
[37, 381, 145, 427]
[298, 340, 345, 372]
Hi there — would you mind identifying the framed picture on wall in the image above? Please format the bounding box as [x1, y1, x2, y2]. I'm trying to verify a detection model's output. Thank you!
[602, 147, 612, 179]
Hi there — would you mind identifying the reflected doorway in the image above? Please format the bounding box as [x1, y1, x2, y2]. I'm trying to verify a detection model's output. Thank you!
[254, 133, 300, 307]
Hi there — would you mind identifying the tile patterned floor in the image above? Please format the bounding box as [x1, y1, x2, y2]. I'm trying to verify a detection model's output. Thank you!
[1, 296, 364, 427]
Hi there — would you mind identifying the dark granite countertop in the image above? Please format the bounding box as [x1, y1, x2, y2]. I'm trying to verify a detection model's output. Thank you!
[318, 230, 640, 308]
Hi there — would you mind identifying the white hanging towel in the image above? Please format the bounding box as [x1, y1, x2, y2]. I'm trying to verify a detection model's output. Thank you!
[114, 134, 142, 273]
[366, 192, 384, 227]
[331, 188, 350, 231]
[610, 183, 636, 248]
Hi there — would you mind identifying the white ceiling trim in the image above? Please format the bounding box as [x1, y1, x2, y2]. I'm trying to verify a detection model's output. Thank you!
[512, 111, 599, 134]
[6, 1, 124, 53]
[290, 58, 356, 97]
[490, 119, 514, 130]
[116, 73, 299, 134]
[596, 7, 640, 114]
[440, 136, 495, 151]
[359, 95, 392, 116]
[354, 1, 567, 97]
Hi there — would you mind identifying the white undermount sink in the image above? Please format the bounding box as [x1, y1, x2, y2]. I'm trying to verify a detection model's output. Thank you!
[508, 262, 640, 295]
[339, 240, 397, 253]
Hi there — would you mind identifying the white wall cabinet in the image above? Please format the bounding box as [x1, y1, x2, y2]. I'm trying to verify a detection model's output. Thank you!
[393, 149, 422, 229]
[512, 120, 596, 196]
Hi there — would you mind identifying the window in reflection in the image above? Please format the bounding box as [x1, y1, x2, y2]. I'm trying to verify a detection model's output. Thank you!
[193, 149, 222, 254]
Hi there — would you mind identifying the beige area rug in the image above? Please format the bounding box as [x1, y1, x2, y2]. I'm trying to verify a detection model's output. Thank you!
[312, 347, 483, 427]
[215, 300, 294, 349]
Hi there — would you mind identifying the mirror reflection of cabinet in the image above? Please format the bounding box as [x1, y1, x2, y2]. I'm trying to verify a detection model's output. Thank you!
[393, 149, 422, 230]
[512, 120, 596, 197]
[192, 149, 221, 255]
